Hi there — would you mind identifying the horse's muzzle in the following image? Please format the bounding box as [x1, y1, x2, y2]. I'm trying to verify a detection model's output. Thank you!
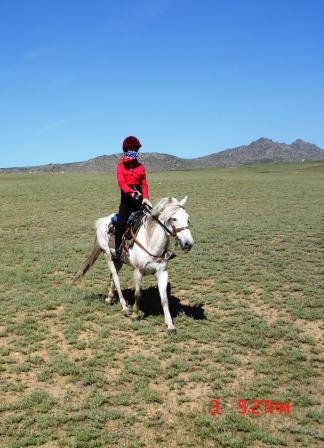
[181, 240, 194, 251]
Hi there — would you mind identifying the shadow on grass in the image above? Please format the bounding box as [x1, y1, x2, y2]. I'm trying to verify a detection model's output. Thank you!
[84, 283, 206, 320]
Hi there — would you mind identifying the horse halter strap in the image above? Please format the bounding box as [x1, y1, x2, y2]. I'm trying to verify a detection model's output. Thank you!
[171, 222, 190, 236]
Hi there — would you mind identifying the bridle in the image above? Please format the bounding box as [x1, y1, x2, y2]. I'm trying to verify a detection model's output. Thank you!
[129, 204, 190, 260]
[151, 209, 190, 237]
[145, 204, 190, 238]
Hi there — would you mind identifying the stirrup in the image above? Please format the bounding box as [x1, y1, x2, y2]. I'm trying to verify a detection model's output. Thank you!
[112, 248, 123, 263]
[166, 251, 176, 260]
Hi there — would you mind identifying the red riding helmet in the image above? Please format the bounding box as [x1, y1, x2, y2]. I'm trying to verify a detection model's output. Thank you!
[122, 136, 142, 151]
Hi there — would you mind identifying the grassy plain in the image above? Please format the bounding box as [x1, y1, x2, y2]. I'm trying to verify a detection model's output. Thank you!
[0, 161, 323, 447]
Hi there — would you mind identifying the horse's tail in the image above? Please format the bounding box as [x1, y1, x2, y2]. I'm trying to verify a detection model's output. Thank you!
[75, 237, 102, 282]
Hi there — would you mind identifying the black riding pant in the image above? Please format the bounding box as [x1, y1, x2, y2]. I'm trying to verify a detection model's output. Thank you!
[115, 186, 142, 250]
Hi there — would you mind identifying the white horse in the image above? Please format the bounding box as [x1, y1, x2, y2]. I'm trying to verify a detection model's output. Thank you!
[76, 196, 194, 334]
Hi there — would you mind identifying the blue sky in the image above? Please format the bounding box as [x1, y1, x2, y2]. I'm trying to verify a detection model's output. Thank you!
[1, 0, 323, 167]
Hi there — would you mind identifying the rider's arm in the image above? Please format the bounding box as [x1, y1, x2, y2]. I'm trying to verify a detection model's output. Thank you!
[141, 166, 149, 199]
[116, 163, 134, 195]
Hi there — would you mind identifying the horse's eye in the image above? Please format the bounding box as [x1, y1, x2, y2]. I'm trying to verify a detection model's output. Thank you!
[172, 217, 176, 222]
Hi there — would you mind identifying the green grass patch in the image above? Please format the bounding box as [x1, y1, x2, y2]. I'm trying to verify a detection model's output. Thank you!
[0, 163, 323, 447]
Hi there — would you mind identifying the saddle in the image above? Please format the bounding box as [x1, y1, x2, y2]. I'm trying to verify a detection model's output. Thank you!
[107, 209, 146, 254]
[107, 207, 176, 262]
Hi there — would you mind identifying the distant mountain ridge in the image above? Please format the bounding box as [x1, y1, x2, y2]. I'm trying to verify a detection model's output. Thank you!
[1, 138, 323, 173]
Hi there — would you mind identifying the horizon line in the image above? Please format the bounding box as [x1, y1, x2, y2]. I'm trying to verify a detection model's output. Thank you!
[0, 137, 323, 170]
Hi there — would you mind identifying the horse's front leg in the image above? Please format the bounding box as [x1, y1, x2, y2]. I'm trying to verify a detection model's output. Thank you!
[106, 261, 123, 305]
[132, 269, 142, 320]
[104, 253, 131, 316]
[155, 269, 176, 334]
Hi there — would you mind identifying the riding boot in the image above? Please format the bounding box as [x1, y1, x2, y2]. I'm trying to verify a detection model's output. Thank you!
[112, 246, 123, 263]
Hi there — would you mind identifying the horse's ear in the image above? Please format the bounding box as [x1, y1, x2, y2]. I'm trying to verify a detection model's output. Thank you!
[180, 196, 188, 207]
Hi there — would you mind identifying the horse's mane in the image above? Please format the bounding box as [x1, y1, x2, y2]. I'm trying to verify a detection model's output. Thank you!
[145, 197, 181, 237]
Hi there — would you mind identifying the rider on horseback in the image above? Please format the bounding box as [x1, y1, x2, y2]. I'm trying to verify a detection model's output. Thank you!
[113, 136, 152, 262]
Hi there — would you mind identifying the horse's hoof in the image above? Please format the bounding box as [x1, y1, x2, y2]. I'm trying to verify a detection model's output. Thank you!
[167, 328, 177, 335]
[122, 308, 132, 316]
[131, 313, 140, 321]
[105, 297, 113, 305]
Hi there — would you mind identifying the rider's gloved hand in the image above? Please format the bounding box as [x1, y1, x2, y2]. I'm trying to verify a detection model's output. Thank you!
[142, 198, 152, 208]
[131, 191, 142, 202]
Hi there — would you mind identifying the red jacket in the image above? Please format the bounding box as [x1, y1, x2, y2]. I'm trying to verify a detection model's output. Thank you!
[116, 159, 149, 199]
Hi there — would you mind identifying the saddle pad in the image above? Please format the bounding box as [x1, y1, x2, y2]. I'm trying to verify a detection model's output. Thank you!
[127, 209, 145, 234]
[107, 224, 133, 254]
[108, 234, 115, 251]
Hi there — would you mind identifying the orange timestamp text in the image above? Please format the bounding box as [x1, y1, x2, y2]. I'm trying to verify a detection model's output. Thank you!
[210, 399, 291, 415]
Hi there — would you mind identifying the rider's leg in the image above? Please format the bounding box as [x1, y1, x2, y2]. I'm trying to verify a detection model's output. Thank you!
[115, 198, 130, 247]
[113, 195, 135, 260]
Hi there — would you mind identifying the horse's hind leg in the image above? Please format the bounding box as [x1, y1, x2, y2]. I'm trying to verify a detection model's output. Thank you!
[156, 269, 176, 334]
[104, 253, 131, 315]
[106, 262, 123, 305]
[132, 269, 142, 320]
[106, 278, 115, 305]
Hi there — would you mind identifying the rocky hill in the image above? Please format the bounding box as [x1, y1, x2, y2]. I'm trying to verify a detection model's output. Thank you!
[1, 138, 323, 173]
[187, 138, 324, 168]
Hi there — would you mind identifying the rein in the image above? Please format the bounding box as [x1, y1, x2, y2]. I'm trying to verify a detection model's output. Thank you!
[146, 204, 190, 237]
[152, 215, 190, 236]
